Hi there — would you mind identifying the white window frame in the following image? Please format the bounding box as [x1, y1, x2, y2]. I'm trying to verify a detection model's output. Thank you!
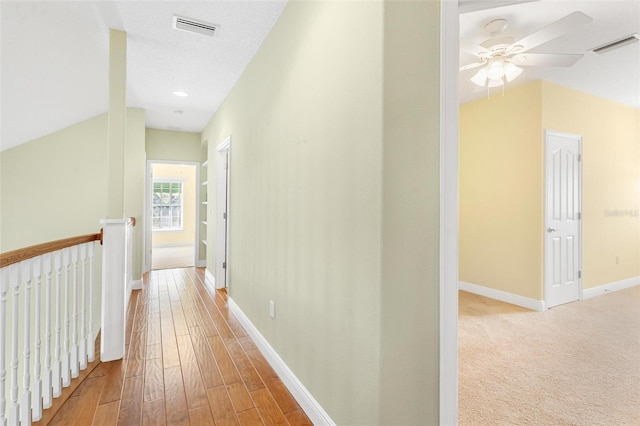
[152, 178, 185, 231]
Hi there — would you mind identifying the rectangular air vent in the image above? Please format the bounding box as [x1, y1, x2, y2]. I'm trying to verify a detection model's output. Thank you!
[172, 15, 218, 37]
[591, 33, 640, 55]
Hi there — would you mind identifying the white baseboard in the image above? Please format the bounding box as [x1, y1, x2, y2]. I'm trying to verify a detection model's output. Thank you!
[582, 276, 640, 300]
[204, 268, 215, 290]
[459, 281, 546, 312]
[228, 298, 335, 426]
[131, 279, 143, 290]
[151, 242, 194, 248]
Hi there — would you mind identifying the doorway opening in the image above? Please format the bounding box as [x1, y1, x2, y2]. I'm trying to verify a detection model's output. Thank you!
[145, 161, 200, 271]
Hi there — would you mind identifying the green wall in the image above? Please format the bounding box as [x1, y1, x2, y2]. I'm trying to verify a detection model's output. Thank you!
[0, 108, 146, 330]
[202, 1, 441, 423]
[0, 113, 110, 252]
[380, 1, 441, 422]
[145, 128, 202, 162]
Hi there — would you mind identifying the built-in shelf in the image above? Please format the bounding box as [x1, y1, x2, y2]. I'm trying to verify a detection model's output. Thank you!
[202, 160, 208, 167]
[202, 201, 208, 205]
[202, 240, 208, 246]
[202, 181, 208, 186]
[202, 221, 208, 226]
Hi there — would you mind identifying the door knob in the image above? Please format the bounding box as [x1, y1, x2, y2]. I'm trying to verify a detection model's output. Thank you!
[547, 227, 557, 233]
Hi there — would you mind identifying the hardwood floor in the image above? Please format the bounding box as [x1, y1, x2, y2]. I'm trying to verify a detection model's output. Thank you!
[38, 268, 312, 425]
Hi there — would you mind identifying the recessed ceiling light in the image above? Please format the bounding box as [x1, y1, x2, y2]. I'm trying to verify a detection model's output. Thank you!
[173, 91, 189, 97]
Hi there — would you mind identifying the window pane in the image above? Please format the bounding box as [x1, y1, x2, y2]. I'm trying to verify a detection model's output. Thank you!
[152, 180, 184, 229]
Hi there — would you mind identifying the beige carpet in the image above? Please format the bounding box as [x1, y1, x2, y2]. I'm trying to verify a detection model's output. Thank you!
[459, 286, 640, 425]
[151, 245, 195, 270]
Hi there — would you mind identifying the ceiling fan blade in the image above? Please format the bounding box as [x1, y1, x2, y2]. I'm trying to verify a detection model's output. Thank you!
[460, 38, 490, 57]
[510, 11, 593, 53]
[460, 61, 486, 71]
[516, 53, 584, 67]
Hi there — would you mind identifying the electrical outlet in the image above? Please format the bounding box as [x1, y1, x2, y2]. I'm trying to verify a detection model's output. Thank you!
[269, 300, 275, 319]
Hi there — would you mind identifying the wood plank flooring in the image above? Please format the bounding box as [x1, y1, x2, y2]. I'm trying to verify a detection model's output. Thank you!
[39, 268, 312, 425]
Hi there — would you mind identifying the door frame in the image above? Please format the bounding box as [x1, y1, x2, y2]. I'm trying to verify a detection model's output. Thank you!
[215, 136, 231, 289]
[143, 160, 201, 273]
[440, 0, 459, 423]
[543, 129, 584, 307]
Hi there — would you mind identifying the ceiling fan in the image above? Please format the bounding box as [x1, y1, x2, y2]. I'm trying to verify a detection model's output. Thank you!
[460, 11, 593, 88]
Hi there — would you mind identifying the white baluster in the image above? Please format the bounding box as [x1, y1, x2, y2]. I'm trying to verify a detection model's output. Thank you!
[62, 248, 71, 387]
[78, 243, 87, 370]
[31, 257, 43, 421]
[42, 254, 53, 408]
[0, 267, 9, 426]
[87, 243, 95, 362]
[70, 245, 79, 378]
[21, 259, 32, 426]
[8, 264, 19, 425]
[52, 251, 62, 397]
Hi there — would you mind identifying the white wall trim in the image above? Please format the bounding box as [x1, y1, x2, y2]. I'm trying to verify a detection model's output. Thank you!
[144, 160, 201, 273]
[440, 0, 459, 424]
[215, 136, 231, 290]
[228, 298, 336, 426]
[459, 281, 546, 312]
[131, 279, 142, 291]
[204, 268, 215, 290]
[582, 276, 640, 299]
[196, 260, 206, 268]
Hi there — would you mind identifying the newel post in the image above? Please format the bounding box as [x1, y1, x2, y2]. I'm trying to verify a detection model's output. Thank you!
[100, 218, 134, 362]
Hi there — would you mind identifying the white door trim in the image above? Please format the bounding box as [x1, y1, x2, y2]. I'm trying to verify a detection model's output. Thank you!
[143, 160, 201, 273]
[440, 0, 459, 424]
[215, 136, 231, 289]
[543, 129, 583, 308]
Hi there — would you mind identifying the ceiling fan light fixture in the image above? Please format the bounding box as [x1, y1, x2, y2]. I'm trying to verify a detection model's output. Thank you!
[486, 61, 505, 80]
[487, 78, 504, 88]
[471, 67, 489, 86]
[504, 63, 523, 82]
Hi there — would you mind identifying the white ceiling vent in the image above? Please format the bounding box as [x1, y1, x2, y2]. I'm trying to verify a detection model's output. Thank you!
[591, 33, 640, 55]
[172, 15, 218, 37]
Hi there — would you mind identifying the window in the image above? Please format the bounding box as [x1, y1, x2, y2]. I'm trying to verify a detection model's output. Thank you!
[152, 180, 183, 230]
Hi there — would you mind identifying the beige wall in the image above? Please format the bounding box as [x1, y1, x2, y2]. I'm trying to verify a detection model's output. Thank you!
[146, 128, 202, 162]
[202, 1, 441, 423]
[460, 80, 639, 300]
[151, 163, 197, 247]
[460, 81, 544, 299]
[541, 81, 640, 289]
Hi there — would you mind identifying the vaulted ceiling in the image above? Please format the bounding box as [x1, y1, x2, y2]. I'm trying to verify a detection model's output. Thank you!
[2, 1, 638, 152]
[1, 1, 286, 151]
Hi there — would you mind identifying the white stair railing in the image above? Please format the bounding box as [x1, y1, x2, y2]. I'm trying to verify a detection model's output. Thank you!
[0, 233, 101, 425]
[100, 217, 136, 362]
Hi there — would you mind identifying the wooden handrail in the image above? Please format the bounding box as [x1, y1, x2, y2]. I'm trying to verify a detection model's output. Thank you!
[0, 233, 102, 269]
[0, 217, 136, 269]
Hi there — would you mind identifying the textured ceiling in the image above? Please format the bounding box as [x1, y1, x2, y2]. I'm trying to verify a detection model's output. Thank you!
[1, 1, 287, 151]
[459, 0, 640, 107]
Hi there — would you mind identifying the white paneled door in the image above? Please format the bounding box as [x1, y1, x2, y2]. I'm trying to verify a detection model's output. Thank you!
[544, 130, 582, 308]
